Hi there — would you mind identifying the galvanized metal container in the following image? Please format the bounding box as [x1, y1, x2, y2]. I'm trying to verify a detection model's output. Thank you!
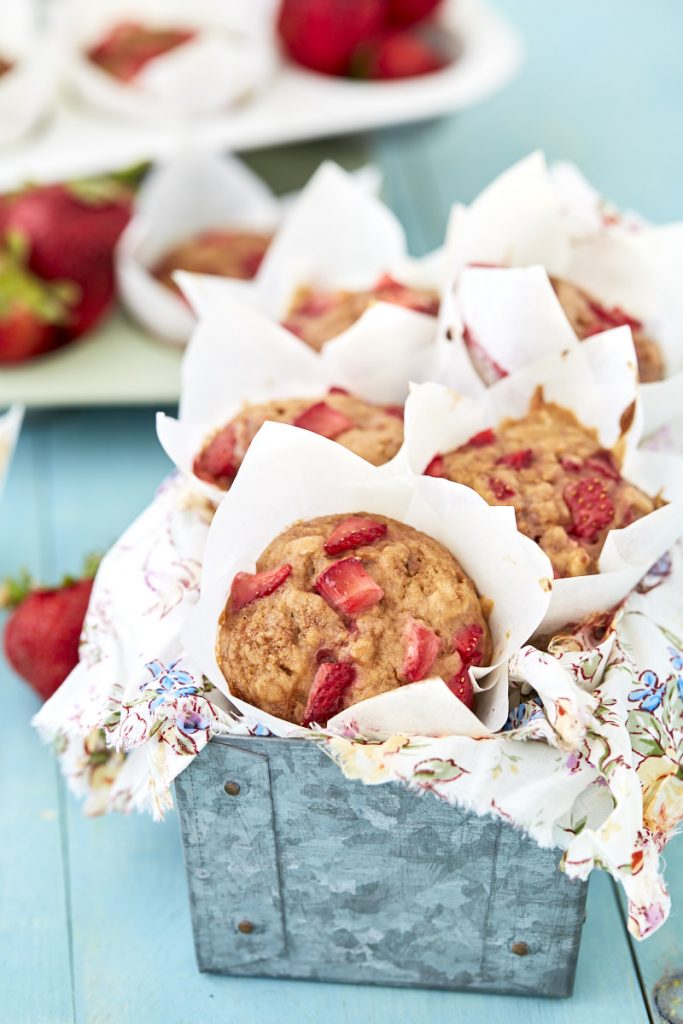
[175, 736, 587, 997]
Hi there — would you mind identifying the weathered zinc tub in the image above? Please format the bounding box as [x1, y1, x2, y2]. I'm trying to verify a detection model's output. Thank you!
[174, 736, 587, 998]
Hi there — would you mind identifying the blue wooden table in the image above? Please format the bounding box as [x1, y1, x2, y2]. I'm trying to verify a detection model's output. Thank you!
[2, 2, 683, 1021]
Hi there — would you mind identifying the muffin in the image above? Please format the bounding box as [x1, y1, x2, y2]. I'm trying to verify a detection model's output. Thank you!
[282, 273, 440, 351]
[87, 22, 196, 82]
[151, 228, 272, 294]
[424, 392, 659, 578]
[551, 276, 664, 383]
[217, 513, 492, 726]
[193, 391, 404, 489]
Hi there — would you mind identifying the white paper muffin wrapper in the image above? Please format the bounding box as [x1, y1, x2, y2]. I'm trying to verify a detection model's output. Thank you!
[177, 161, 444, 397]
[116, 154, 383, 344]
[62, 0, 278, 119]
[399, 334, 683, 634]
[0, 405, 24, 499]
[442, 152, 683, 433]
[183, 421, 553, 737]
[0, 1, 61, 147]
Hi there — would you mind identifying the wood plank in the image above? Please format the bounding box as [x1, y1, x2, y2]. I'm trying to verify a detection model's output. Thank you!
[0, 415, 75, 1024]
[623, 841, 683, 1024]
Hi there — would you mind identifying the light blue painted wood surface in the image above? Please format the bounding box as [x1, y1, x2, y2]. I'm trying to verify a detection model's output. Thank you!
[2, 0, 683, 1019]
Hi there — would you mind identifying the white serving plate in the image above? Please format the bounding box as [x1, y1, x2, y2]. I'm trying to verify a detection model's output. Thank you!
[0, 313, 182, 408]
[0, 0, 522, 190]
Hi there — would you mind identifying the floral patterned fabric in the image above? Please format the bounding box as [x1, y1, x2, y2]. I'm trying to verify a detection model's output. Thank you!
[33, 472, 683, 939]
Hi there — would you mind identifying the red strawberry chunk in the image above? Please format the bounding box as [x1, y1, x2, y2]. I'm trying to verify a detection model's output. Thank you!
[230, 564, 292, 613]
[445, 668, 475, 710]
[328, 385, 350, 396]
[402, 618, 441, 682]
[373, 273, 440, 316]
[497, 448, 534, 470]
[384, 404, 405, 420]
[585, 450, 621, 481]
[292, 401, 355, 439]
[324, 516, 388, 556]
[193, 425, 238, 486]
[586, 298, 643, 334]
[452, 623, 484, 664]
[564, 476, 615, 541]
[302, 662, 357, 727]
[315, 558, 384, 615]
[489, 477, 515, 500]
[560, 455, 583, 474]
[424, 454, 446, 478]
[465, 428, 496, 448]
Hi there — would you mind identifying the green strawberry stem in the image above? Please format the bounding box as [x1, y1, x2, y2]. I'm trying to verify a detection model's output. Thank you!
[0, 553, 102, 609]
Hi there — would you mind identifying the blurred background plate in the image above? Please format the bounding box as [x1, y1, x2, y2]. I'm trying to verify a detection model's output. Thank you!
[0, 0, 522, 191]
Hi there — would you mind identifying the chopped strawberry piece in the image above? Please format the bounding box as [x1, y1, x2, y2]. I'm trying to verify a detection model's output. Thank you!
[373, 273, 440, 315]
[489, 477, 515, 500]
[445, 668, 475, 710]
[564, 476, 615, 542]
[293, 292, 337, 318]
[384, 404, 405, 420]
[424, 454, 446, 478]
[230, 564, 292, 613]
[328, 385, 350, 396]
[193, 425, 238, 486]
[292, 401, 355, 439]
[585, 450, 621, 481]
[465, 428, 496, 448]
[315, 558, 384, 615]
[324, 516, 388, 556]
[281, 319, 304, 338]
[560, 455, 583, 473]
[586, 298, 643, 334]
[302, 662, 357, 727]
[452, 623, 484, 664]
[497, 448, 534, 470]
[402, 618, 441, 682]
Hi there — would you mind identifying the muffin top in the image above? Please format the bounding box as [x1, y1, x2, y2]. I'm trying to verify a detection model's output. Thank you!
[217, 512, 491, 726]
[193, 391, 404, 490]
[152, 229, 272, 293]
[87, 23, 197, 82]
[551, 276, 664, 383]
[282, 273, 440, 351]
[425, 393, 658, 578]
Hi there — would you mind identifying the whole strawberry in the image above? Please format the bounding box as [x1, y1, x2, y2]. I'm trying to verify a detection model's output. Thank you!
[278, 0, 385, 75]
[2, 178, 132, 340]
[2, 559, 99, 701]
[0, 235, 76, 364]
[351, 26, 449, 79]
[386, 0, 443, 26]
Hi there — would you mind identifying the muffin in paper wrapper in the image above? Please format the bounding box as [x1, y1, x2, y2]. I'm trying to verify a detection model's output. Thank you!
[441, 151, 683, 433]
[32, 418, 683, 938]
[182, 421, 554, 737]
[400, 332, 683, 633]
[63, 0, 277, 120]
[116, 153, 382, 344]
[157, 289, 422, 504]
[0, 0, 61, 147]
[180, 161, 444, 403]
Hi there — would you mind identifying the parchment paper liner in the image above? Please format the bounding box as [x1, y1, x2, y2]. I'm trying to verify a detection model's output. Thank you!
[443, 151, 683, 433]
[116, 153, 382, 344]
[62, 0, 277, 120]
[177, 161, 444, 399]
[0, 1, 61, 147]
[156, 288, 440, 503]
[399, 334, 683, 634]
[182, 421, 553, 737]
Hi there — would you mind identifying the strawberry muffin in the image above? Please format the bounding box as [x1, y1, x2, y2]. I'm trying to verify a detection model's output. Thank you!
[424, 392, 659, 578]
[151, 229, 272, 294]
[87, 22, 196, 82]
[193, 390, 404, 490]
[283, 273, 440, 351]
[551, 276, 664, 383]
[217, 513, 492, 726]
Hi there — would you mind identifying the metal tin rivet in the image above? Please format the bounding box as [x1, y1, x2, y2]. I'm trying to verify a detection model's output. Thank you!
[224, 781, 241, 796]
[511, 941, 530, 957]
[237, 920, 255, 935]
